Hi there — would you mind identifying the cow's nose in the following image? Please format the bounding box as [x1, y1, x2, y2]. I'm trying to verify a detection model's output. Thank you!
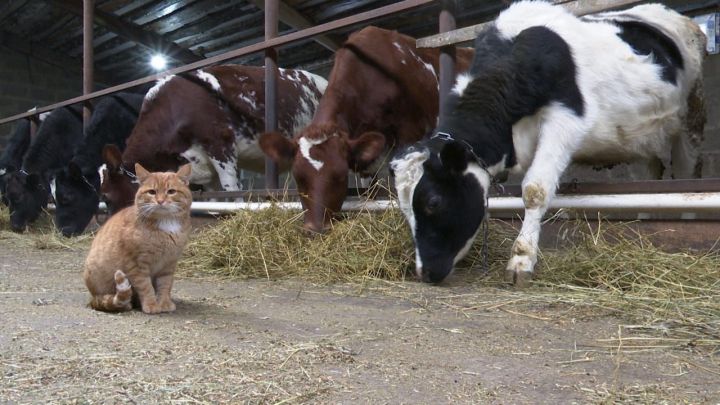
[418, 268, 447, 284]
[10, 223, 25, 233]
[302, 221, 329, 235]
[61, 226, 79, 237]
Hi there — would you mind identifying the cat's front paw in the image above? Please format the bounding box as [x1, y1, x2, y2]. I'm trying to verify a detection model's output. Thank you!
[158, 299, 176, 313]
[141, 302, 162, 314]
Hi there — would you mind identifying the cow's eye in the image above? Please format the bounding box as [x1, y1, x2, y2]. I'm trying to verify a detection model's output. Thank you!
[424, 195, 442, 215]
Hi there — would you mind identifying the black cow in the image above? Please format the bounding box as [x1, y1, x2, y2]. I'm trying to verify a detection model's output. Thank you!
[54, 93, 143, 236]
[0, 119, 32, 205]
[4, 106, 84, 232]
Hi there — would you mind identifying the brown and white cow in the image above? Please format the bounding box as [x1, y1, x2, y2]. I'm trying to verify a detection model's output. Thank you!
[101, 65, 326, 212]
[260, 26, 474, 233]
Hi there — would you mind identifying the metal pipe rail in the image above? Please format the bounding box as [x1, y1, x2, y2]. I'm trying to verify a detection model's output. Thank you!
[190, 179, 720, 201]
[188, 191, 720, 214]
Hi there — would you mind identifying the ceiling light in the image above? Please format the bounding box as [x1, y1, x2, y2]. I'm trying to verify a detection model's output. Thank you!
[150, 54, 167, 71]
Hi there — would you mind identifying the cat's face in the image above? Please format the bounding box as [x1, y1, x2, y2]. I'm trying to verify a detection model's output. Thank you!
[134, 164, 192, 219]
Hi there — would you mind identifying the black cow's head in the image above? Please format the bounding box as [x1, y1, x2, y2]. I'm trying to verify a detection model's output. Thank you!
[391, 141, 489, 283]
[4, 171, 49, 232]
[53, 162, 100, 237]
[0, 165, 16, 206]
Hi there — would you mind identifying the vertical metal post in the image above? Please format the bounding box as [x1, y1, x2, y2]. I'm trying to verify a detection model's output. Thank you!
[83, 0, 94, 126]
[264, 0, 279, 190]
[438, 0, 456, 123]
[29, 115, 38, 138]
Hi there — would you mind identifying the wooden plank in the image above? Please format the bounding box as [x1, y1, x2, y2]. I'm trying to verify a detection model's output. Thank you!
[0, 0, 28, 24]
[417, 0, 644, 48]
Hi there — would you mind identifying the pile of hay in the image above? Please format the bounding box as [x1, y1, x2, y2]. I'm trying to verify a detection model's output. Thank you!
[534, 221, 720, 338]
[0, 204, 9, 231]
[0, 205, 91, 250]
[180, 206, 515, 283]
[182, 207, 397, 282]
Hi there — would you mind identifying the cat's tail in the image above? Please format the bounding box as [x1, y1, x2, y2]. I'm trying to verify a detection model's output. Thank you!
[89, 270, 133, 312]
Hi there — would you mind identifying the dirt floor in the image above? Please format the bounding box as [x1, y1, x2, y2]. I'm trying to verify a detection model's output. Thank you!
[1, 230, 719, 404]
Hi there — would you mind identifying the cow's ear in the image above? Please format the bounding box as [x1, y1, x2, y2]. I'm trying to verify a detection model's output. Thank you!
[68, 162, 82, 179]
[134, 163, 151, 183]
[176, 163, 192, 185]
[347, 131, 386, 171]
[259, 132, 297, 165]
[102, 144, 123, 169]
[440, 142, 469, 174]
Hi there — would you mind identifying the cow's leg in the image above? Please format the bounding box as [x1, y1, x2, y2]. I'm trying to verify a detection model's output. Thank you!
[673, 78, 706, 179]
[209, 156, 240, 192]
[506, 106, 587, 286]
[671, 129, 702, 179]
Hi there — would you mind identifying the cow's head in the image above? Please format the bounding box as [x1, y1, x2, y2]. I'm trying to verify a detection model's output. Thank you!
[0, 165, 16, 206]
[391, 140, 490, 283]
[3, 171, 49, 232]
[260, 124, 385, 233]
[100, 144, 137, 216]
[53, 161, 100, 237]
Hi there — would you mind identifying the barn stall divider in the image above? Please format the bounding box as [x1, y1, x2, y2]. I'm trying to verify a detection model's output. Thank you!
[0, 0, 718, 220]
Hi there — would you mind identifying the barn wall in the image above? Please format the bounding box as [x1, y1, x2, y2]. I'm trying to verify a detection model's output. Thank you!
[0, 45, 83, 151]
[700, 53, 720, 178]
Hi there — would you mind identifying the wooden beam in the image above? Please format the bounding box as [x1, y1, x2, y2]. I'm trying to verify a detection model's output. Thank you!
[0, 29, 116, 86]
[417, 0, 644, 48]
[0, 0, 28, 24]
[46, 0, 203, 63]
[248, 0, 340, 51]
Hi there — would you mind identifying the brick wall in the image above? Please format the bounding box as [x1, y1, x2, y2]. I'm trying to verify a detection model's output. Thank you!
[0, 44, 83, 150]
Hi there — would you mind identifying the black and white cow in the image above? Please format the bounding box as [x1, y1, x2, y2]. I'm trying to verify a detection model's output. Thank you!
[4, 106, 84, 232]
[391, 2, 706, 284]
[53, 93, 143, 237]
[0, 119, 32, 205]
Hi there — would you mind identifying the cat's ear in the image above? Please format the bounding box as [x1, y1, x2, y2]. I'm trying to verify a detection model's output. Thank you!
[176, 164, 192, 185]
[134, 163, 151, 183]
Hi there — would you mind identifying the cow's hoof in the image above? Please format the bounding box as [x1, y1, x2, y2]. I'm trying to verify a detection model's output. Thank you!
[505, 255, 534, 287]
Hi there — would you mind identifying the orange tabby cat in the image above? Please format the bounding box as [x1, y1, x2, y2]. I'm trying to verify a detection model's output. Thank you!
[83, 163, 192, 313]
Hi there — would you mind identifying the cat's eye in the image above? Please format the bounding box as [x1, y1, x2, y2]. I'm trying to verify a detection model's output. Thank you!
[167, 189, 176, 195]
[147, 189, 156, 195]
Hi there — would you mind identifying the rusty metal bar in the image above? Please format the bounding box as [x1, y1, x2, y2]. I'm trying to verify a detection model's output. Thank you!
[0, 0, 435, 126]
[264, 0, 279, 190]
[438, 0, 456, 122]
[83, 0, 94, 125]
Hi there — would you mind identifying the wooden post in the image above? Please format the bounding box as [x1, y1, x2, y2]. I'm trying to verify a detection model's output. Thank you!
[83, 0, 94, 126]
[264, 0, 279, 190]
[438, 0, 457, 124]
